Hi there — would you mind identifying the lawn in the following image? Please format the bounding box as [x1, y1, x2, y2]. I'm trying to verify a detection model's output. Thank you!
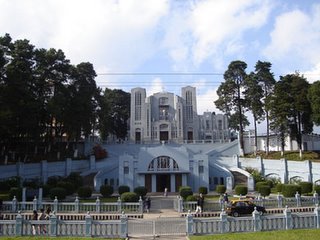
[190, 229, 320, 240]
[247, 151, 320, 161]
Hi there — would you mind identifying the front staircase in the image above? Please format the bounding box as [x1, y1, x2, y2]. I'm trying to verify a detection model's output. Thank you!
[231, 170, 247, 186]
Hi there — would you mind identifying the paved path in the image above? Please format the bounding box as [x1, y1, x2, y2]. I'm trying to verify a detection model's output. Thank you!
[128, 195, 189, 239]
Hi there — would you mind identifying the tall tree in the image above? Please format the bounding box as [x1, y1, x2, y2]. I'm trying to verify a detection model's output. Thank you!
[215, 60, 248, 156]
[255, 61, 275, 156]
[244, 72, 264, 155]
[308, 81, 320, 125]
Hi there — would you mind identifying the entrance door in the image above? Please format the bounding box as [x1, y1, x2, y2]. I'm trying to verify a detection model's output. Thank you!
[145, 174, 152, 192]
[135, 132, 141, 143]
[156, 174, 170, 192]
[187, 131, 193, 141]
[160, 131, 169, 141]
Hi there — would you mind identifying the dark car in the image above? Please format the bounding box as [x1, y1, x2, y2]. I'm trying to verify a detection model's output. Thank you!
[226, 199, 266, 217]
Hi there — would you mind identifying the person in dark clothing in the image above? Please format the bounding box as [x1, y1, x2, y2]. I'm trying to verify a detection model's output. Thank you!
[32, 210, 38, 235]
[195, 193, 204, 213]
[145, 197, 151, 213]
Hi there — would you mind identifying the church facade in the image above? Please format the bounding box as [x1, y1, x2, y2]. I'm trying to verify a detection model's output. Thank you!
[129, 86, 230, 144]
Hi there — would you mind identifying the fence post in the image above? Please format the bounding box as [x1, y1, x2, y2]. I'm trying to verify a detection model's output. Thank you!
[314, 204, 320, 229]
[49, 212, 57, 237]
[12, 196, 17, 212]
[85, 212, 92, 237]
[295, 191, 301, 207]
[252, 207, 262, 231]
[53, 196, 58, 213]
[284, 206, 292, 230]
[277, 192, 283, 208]
[117, 197, 122, 213]
[313, 191, 319, 206]
[220, 209, 228, 234]
[186, 210, 194, 235]
[96, 196, 101, 213]
[178, 196, 183, 213]
[120, 212, 128, 238]
[33, 196, 38, 211]
[15, 211, 22, 236]
[74, 196, 79, 213]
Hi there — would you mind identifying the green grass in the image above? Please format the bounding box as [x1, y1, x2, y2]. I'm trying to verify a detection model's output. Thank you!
[246, 151, 320, 161]
[190, 229, 320, 240]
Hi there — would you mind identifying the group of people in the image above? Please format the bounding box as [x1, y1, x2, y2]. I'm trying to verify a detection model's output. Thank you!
[31, 207, 51, 235]
[195, 192, 229, 214]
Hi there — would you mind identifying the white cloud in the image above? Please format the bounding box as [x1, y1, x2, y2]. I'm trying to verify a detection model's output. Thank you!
[303, 63, 320, 83]
[263, 4, 320, 71]
[147, 77, 164, 96]
[189, 0, 272, 66]
[196, 87, 219, 114]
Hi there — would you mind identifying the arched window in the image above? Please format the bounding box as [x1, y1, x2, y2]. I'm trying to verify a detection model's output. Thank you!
[148, 156, 179, 171]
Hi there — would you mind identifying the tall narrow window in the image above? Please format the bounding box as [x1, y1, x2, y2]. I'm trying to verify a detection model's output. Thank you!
[135, 92, 142, 121]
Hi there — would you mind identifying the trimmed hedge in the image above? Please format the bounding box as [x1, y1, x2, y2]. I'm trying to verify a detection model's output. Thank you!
[299, 182, 313, 194]
[179, 186, 193, 200]
[57, 181, 75, 195]
[255, 181, 269, 191]
[234, 185, 248, 196]
[275, 183, 283, 193]
[49, 187, 67, 200]
[216, 185, 226, 194]
[100, 185, 114, 198]
[77, 186, 92, 199]
[282, 184, 301, 197]
[314, 185, 320, 195]
[258, 185, 271, 197]
[9, 187, 22, 201]
[186, 195, 197, 201]
[198, 186, 208, 195]
[134, 186, 148, 197]
[118, 185, 130, 195]
[121, 192, 139, 202]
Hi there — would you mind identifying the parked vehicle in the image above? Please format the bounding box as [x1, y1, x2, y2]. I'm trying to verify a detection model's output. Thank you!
[226, 199, 266, 217]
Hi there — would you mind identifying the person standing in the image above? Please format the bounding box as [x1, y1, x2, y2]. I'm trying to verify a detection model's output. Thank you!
[146, 197, 151, 213]
[38, 208, 47, 234]
[31, 210, 38, 235]
[195, 193, 204, 213]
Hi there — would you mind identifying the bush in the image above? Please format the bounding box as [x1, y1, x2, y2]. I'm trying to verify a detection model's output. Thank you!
[282, 184, 301, 197]
[299, 182, 313, 194]
[57, 181, 75, 195]
[234, 185, 248, 196]
[259, 185, 271, 197]
[47, 176, 63, 187]
[198, 186, 208, 195]
[118, 185, 130, 195]
[314, 185, 320, 195]
[134, 186, 148, 197]
[93, 144, 108, 160]
[100, 185, 114, 198]
[216, 185, 226, 194]
[186, 195, 197, 201]
[179, 186, 193, 200]
[121, 192, 139, 202]
[9, 187, 22, 201]
[0, 180, 10, 192]
[66, 172, 83, 189]
[275, 183, 283, 193]
[77, 186, 92, 199]
[49, 187, 67, 200]
[245, 167, 264, 183]
[255, 181, 269, 191]
[23, 179, 41, 189]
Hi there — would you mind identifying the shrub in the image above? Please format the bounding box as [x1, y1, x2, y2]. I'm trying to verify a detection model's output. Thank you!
[216, 185, 226, 194]
[282, 184, 301, 197]
[66, 172, 83, 189]
[314, 185, 320, 195]
[299, 182, 313, 194]
[234, 185, 248, 196]
[0, 180, 10, 192]
[186, 195, 197, 201]
[118, 185, 130, 195]
[121, 192, 139, 202]
[57, 181, 75, 195]
[23, 179, 41, 189]
[100, 185, 114, 198]
[275, 183, 283, 193]
[93, 144, 108, 160]
[245, 167, 264, 183]
[9, 187, 22, 201]
[198, 186, 208, 195]
[179, 186, 193, 200]
[47, 176, 63, 187]
[134, 186, 148, 197]
[255, 181, 269, 191]
[259, 185, 271, 197]
[77, 186, 92, 199]
[49, 187, 67, 200]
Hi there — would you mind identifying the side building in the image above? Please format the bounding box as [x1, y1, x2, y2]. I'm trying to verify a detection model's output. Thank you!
[130, 86, 229, 143]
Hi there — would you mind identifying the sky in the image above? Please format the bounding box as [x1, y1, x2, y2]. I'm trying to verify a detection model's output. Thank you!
[1, 0, 320, 132]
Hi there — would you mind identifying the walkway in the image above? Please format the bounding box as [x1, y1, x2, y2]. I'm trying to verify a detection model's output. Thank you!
[128, 195, 189, 239]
